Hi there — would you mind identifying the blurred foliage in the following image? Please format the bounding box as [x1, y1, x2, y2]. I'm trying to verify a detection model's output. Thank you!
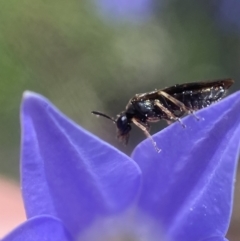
[0, 0, 239, 174]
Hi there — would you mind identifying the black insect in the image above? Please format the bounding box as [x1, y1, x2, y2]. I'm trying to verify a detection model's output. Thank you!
[92, 79, 234, 152]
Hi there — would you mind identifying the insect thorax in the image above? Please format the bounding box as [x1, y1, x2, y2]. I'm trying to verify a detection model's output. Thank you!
[126, 100, 165, 123]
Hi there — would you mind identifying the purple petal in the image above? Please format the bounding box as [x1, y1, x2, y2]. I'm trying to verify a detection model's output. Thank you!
[2, 216, 72, 241]
[132, 91, 240, 241]
[201, 237, 228, 241]
[20, 91, 141, 238]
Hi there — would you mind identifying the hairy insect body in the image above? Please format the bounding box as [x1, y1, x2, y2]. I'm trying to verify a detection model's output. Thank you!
[92, 79, 234, 152]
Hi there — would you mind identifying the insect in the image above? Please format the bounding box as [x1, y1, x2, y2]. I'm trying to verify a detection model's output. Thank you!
[92, 79, 234, 152]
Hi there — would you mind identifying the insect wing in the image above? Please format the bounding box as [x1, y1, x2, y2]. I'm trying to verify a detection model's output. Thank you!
[161, 79, 234, 110]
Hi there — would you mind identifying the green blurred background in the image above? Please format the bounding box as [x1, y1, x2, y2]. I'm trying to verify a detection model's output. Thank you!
[0, 0, 239, 239]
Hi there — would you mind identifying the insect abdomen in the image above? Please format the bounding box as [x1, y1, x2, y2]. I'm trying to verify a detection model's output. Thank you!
[173, 85, 227, 110]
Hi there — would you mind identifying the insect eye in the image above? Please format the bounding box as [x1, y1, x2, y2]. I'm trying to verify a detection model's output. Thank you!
[116, 114, 129, 130]
[121, 115, 127, 124]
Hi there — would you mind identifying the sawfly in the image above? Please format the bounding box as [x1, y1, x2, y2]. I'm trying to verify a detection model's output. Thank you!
[92, 79, 234, 152]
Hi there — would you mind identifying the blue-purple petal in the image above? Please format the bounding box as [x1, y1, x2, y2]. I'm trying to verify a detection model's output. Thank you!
[132, 92, 240, 241]
[20, 91, 141, 238]
[2, 216, 72, 241]
[200, 236, 228, 241]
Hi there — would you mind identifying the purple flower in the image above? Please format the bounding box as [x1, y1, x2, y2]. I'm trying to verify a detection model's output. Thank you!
[2, 90, 240, 241]
[216, 0, 240, 33]
[94, 0, 154, 23]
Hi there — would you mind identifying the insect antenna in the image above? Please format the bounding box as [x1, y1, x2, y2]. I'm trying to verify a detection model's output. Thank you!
[91, 111, 116, 123]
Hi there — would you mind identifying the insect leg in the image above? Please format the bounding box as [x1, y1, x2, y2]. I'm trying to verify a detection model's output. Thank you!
[188, 110, 200, 120]
[158, 91, 189, 112]
[158, 91, 200, 120]
[154, 100, 186, 128]
[131, 118, 161, 153]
